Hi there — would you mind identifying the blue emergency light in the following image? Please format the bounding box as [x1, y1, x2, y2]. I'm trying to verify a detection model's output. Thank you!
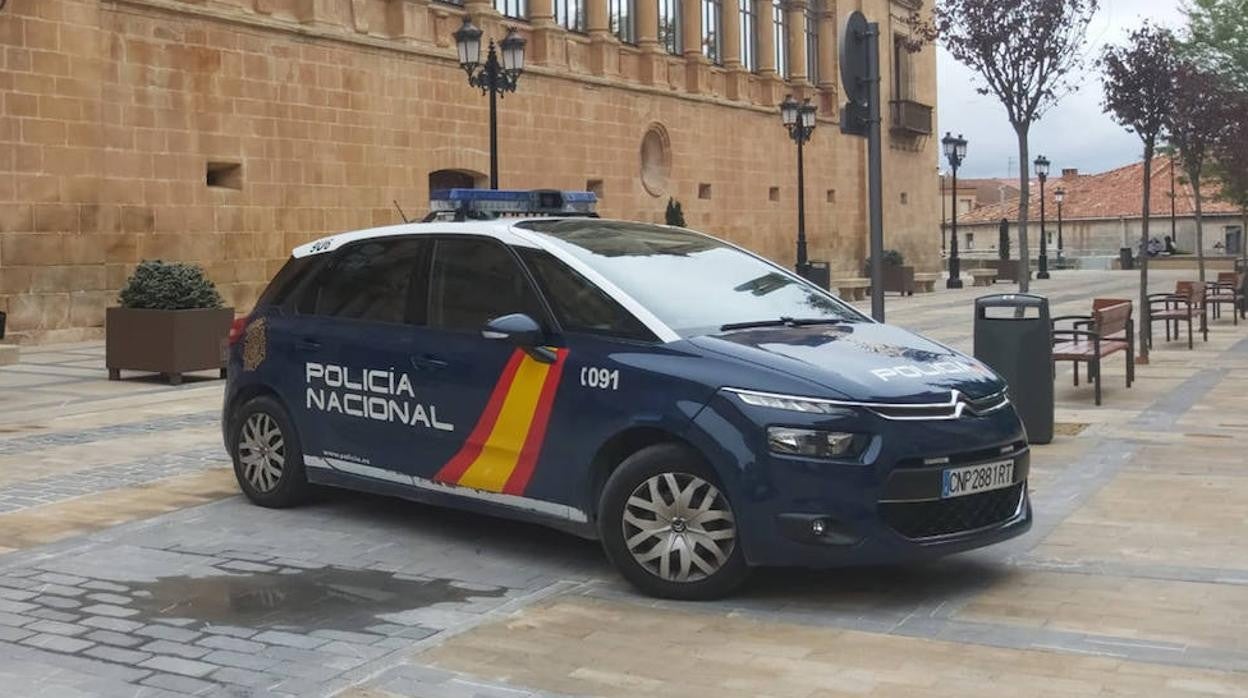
[427, 189, 598, 220]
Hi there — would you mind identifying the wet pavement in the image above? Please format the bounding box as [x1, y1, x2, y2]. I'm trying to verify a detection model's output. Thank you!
[0, 270, 1246, 697]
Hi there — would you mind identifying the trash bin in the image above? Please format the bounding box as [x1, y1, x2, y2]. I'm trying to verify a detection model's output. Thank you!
[973, 293, 1054, 444]
[1119, 247, 1134, 270]
[802, 260, 831, 291]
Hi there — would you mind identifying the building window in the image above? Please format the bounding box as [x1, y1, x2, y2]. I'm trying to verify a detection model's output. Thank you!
[659, 0, 682, 54]
[965, 232, 974, 250]
[610, 0, 636, 43]
[495, 0, 527, 19]
[702, 0, 723, 64]
[893, 34, 914, 100]
[804, 1, 819, 83]
[555, 0, 586, 31]
[739, 0, 758, 71]
[772, 0, 789, 79]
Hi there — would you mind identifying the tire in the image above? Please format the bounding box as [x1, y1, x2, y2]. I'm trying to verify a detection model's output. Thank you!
[598, 443, 749, 600]
[228, 395, 310, 508]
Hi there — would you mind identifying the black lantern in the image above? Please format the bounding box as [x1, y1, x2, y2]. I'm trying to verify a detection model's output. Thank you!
[454, 18, 526, 189]
[942, 132, 967, 289]
[1035, 155, 1051, 279]
[780, 96, 818, 277]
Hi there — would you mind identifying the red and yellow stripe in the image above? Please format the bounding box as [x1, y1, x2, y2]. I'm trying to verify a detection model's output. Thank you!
[434, 348, 568, 495]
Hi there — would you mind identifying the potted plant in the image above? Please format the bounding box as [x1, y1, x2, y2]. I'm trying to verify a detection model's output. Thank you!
[866, 249, 915, 295]
[106, 260, 234, 385]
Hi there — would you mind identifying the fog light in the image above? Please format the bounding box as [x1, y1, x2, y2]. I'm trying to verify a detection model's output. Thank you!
[767, 426, 860, 459]
[811, 519, 827, 537]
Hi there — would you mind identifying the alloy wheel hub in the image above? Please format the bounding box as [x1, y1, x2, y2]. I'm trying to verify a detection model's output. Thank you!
[622, 472, 736, 583]
[238, 413, 285, 493]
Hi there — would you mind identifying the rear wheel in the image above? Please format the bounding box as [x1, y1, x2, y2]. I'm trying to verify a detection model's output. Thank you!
[229, 396, 310, 508]
[598, 443, 749, 600]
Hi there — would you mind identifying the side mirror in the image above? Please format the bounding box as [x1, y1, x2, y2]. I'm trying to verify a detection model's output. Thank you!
[482, 313, 544, 346]
[482, 314, 557, 363]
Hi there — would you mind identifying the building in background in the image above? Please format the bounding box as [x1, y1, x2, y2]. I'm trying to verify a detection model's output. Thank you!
[954, 161, 1243, 261]
[0, 0, 939, 341]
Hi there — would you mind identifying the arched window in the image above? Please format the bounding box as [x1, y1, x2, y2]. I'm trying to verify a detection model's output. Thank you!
[555, 0, 586, 32]
[495, 0, 527, 19]
[739, 0, 758, 71]
[610, 0, 636, 43]
[429, 169, 485, 192]
[702, 0, 723, 64]
[658, 0, 682, 54]
[804, 1, 819, 83]
[772, 0, 788, 78]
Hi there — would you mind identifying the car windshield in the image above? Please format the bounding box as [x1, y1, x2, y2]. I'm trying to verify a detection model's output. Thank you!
[517, 220, 867, 338]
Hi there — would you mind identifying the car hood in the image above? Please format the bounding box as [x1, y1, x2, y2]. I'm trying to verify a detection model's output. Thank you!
[690, 322, 1004, 403]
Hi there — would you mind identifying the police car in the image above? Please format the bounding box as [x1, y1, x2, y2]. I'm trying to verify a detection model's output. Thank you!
[223, 189, 1031, 599]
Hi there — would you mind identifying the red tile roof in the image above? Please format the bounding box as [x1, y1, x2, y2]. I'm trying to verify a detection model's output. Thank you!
[960, 159, 1241, 225]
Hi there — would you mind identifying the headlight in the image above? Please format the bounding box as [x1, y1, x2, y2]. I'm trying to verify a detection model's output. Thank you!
[767, 427, 862, 459]
[732, 390, 856, 416]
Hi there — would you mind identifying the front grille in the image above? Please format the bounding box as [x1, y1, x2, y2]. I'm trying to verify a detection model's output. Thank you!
[894, 440, 1026, 470]
[879, 483, 1025, 540]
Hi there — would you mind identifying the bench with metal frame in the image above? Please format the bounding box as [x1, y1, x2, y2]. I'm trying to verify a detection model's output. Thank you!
[1148, 280, 1208, 350]
[1051, 298, 1134, 406]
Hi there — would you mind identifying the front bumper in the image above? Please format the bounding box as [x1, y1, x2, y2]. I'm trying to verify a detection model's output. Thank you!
[689, 392, 1033, 568]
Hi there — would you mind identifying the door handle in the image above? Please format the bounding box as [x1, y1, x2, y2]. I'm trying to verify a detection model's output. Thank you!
[411, 354, 449, 371]
[296, 338, 322, 352]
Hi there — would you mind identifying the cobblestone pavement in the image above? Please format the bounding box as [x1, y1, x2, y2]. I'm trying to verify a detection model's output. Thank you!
[0, 270, 1246, 697]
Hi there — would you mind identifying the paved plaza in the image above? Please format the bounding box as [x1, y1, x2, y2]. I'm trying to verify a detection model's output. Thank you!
[0, 269, 1245, 697]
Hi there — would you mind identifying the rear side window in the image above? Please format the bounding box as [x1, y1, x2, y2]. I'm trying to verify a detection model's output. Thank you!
[428, 238, 543, 331]
[519, 249, 655, 342]
[255, 256, 320, 309]
[302, 239, 429, 324]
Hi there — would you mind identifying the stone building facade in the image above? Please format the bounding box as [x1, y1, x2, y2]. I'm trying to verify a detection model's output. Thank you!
[0, 0, 938, 341]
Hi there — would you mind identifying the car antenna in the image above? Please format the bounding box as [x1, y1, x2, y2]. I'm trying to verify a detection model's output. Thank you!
[393, 200, 410, 224]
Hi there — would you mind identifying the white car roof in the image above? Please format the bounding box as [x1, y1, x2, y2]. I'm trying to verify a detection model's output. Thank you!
[291, 218, 549, 258]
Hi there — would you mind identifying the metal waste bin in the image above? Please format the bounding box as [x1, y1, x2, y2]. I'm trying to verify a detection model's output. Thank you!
[802, 260, 831, 291]
[973, 294, 1054, 444]
[1119, 247, 1134, 270]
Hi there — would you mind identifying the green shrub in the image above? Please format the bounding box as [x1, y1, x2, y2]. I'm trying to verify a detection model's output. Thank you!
[118, 260, 224, 310]
[863, 249, 905, 274]
[665, 198, 686, 227]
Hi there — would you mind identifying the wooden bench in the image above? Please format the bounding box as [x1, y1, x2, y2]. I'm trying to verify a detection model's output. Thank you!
[1148, 280, 1208, 350]
[914, 272, 939, 293]
[1051, 298, 1134, 406]
[1207, 272, 1244, 324]
[969, 269, 997, 286]
[832, 277, 870, 301]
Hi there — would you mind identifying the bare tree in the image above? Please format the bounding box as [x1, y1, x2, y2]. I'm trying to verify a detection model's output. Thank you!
[914, 0, 1098, 292]
[1100, 23, 1177, 363]
[1169, 61, 1232, 284]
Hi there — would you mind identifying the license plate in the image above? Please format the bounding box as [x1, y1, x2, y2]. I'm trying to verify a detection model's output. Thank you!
[941, 460, 1015, 499]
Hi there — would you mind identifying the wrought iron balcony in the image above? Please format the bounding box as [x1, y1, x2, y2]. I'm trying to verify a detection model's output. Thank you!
[890, 100, 934, 136]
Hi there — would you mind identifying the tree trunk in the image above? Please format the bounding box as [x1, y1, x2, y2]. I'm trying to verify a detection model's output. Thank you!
[1014, 123, 1031, 293]
[1138, 146, 1153, 364]
[1194, 173, 1206, 284]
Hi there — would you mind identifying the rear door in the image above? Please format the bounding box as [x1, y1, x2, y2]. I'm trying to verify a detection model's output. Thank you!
[287, 238, 434, 480]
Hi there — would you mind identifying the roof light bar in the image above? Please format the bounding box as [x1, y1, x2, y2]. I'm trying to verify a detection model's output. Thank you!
[427, 188, 597, 220]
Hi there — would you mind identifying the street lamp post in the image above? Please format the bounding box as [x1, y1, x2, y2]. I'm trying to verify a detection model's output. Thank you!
[453, 18, 526, 190]
[1055, 186, 1065, 264]
[941, 132, 967, 289]
[780, 95, 817, 277]
[1035, 155, 1051, 280]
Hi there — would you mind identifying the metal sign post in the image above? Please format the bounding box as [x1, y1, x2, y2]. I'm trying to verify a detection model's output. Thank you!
[840, 11, 885, 323]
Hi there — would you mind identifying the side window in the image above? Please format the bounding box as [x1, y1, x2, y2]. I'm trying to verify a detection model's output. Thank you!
[302, 239, 428, 324]
[429, 238, 543, 331]
[519, 249, 656, 342]
[256, 255, 321, 309]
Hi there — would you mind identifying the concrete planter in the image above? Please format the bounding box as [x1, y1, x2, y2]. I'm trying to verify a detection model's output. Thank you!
[106, 307, 234, 385]
[881, 265, 916, 295]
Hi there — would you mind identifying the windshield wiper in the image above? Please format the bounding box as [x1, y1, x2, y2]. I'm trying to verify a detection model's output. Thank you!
[719, 317, 855, 331]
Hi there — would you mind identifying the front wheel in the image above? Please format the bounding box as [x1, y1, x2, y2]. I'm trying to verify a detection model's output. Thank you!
[598, 444, 749, 600]
[229, 395, 310, 508]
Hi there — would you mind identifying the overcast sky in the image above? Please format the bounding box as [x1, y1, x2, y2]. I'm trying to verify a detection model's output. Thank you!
[937, 0, 1188, 179]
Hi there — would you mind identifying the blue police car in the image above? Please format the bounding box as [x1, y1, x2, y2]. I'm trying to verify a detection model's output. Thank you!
[223, 189, 1031, 599]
